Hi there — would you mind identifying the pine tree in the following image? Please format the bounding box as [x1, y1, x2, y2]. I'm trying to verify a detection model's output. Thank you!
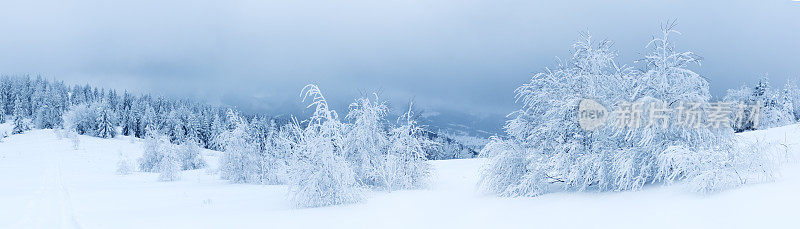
[0, 77, 10, 118]
[785, 78, 800, 121]
[138, 104, 156, 138]
[120, 92, 135, 136]
[209, 114, 224, 150]
[12, 97, 30, 134]
[0, 94, 5, 123]
[753, 75, 770, 98]
[96, 104, 116, 138]
[727, 75, 797, 130]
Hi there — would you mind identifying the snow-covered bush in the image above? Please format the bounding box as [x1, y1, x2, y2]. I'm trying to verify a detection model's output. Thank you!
[138, 129, 204, 177]
[658, 138, 780, 193]
[340, 94, 434, 191]
[158, 144, 181, 182]
[178, 140, 206, 170]
[480, 25, 780, 197]
[286, 85, 364, 208]
[0, 122, 12, 141]
[477, 137, 534, 196]
[384, 106, 433, 190]
[63, 103, 96, 135]
[218, 110, 261, 183]
[116, 154, 133, 175]
[138, 131, 169, 172]
[215, 111, 288, 185]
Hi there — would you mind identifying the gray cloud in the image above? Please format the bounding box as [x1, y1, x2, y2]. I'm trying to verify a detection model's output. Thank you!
[1, 0, 799, 127]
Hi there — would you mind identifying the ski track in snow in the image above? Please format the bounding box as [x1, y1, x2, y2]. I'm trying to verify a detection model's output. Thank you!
[13, 136, 82, 229]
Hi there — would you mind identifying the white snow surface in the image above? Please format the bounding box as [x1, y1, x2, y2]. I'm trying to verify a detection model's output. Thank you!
[1, 125, 799, 229]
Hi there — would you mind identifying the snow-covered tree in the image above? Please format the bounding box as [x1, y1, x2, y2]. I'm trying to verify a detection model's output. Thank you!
[62, 101, 118, 138]
[63, 103, 96, 135]
[724, 86, 758, 132]
[286, 84, 363, 208]
[785, 78, 800, 121]
[138, 104, 156, 138]
[250, 117, 286, 185]
[119, 92, 135, 136]
[12, 97, 31, 134]
[268, 123, 299, 184]
[425, 131, 480, 160]
[138, 130, 169, 172]
[480, 25, 779, 197]
[33, 86, 64, 129]
[477, 136, 531, 196]
[178, 139, 206, 170]
[166, 106, 199, 143]
[218, 109, 260, 183]
[208, 114, 225, 150]
[725, 75, 797, 131]
[479, 31, 635, 196]
[761, 87, 795, 129]
[0, 99, 5, 124]
[384, 104, 433, 190]
[343, 94, 391, 188]
[96, 103, 117, 138]
[158, 144, 181, 182]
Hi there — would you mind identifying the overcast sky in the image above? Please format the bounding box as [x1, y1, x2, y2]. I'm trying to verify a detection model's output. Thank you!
[1, 0, 799, 124]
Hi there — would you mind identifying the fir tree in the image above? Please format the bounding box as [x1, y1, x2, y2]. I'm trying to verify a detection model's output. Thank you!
[96, 104, 117, 138]
[12, 97, 29, 134]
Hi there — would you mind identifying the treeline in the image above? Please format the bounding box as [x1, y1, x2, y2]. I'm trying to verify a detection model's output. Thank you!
[0, 75, 246, 150]
[724, 75, 800, 132]
[0, 75, 478, 161]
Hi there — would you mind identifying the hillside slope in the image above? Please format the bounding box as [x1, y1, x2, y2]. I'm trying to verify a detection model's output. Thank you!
[0, 125, 798, 229]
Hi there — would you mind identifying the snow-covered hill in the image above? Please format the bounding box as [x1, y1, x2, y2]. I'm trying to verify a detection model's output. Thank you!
[1, 125, 798, 229]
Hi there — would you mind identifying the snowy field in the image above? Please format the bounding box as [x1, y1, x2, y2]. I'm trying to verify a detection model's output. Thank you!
[1, 125, 799, 229]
